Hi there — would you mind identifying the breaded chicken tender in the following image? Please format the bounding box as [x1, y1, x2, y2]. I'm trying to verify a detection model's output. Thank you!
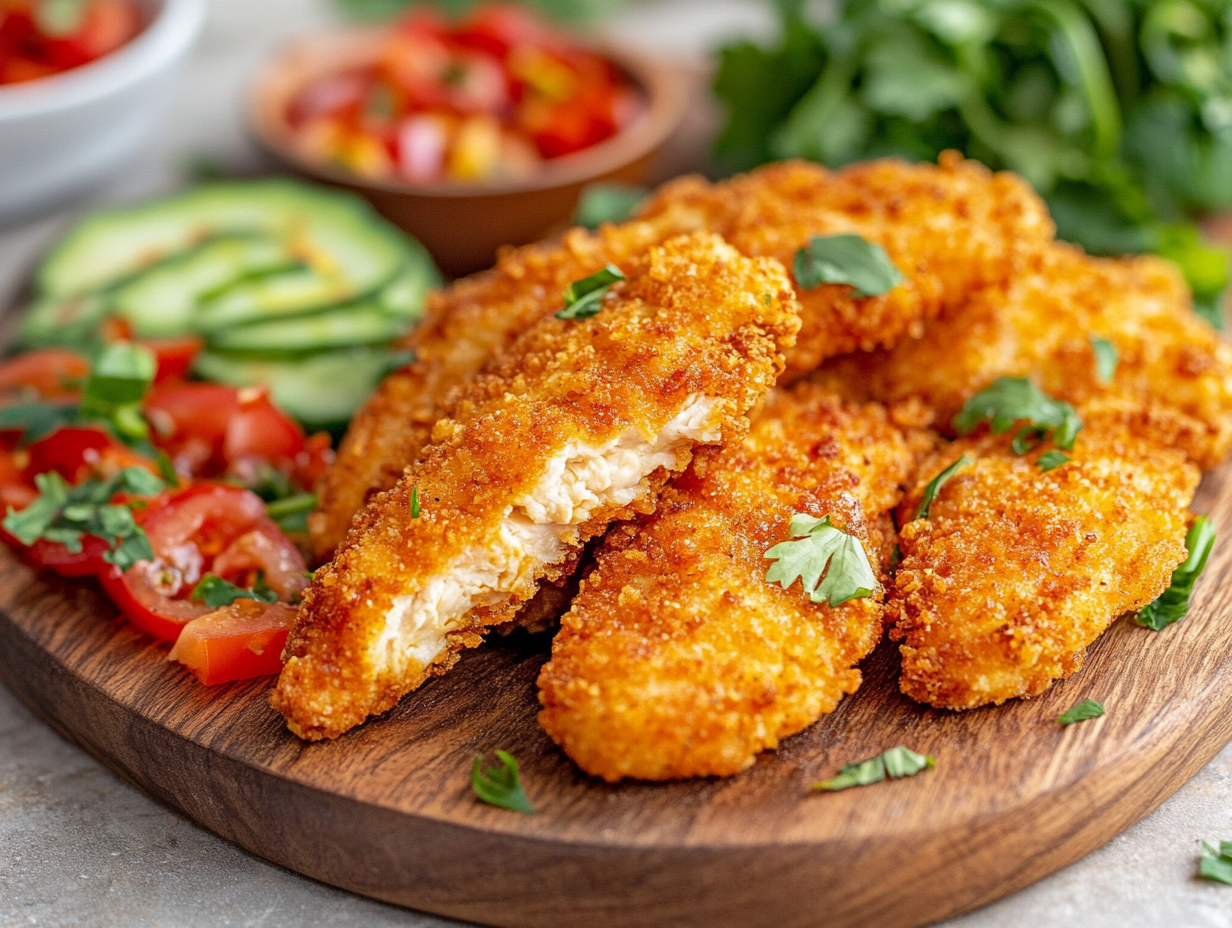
[308, 216, 695, 561]
[889, 407, 1199, 710]
[273, 233, 800, 740]
[638, 152, 1053, 377]
[311, 154, 1050, 559]
[820, 243, 1232, 467]
[537, 384, 921, 780]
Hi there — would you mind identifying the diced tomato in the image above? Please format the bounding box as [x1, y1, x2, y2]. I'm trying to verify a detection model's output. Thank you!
[41, 0, 141, 70]
[169, 599, 297, 685]
[142, 336, 203, 383]
[100, 483, 272, 641]
[223, 386, 305, 478]
[100, 319, 201, 384]
[0, 349, 90, 401]
[100, 562, 213, 641]
[453, 4, 558, 60]
[292, 432, 334, 493]
[145, 382, 239, 476]
[211, 523, 308, 602]
[22, 425, 156, 484]
[24, 533, 112, 577]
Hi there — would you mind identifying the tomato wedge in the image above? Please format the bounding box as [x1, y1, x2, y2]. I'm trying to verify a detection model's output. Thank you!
[169, 599, 296, 685]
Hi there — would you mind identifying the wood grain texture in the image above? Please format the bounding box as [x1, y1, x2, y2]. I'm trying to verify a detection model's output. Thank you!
[2, 465, 1232, 928]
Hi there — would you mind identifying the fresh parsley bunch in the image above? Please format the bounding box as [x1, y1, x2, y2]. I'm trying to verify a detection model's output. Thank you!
[714, 0, 1232, 324]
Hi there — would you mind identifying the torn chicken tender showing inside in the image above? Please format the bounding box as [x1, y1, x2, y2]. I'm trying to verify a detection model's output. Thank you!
[375, 394, 723, 676]
[273, 231, 801, 741]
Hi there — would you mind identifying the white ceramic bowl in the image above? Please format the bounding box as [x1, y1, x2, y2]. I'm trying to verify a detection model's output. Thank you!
[0, 0, 205, 225]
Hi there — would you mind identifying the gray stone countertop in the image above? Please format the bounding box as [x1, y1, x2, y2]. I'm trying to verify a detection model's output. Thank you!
[2, 2, 1232, 925]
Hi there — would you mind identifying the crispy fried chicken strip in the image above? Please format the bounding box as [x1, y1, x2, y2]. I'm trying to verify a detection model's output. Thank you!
[819, 243, 1232, 467]
[307, 216, 695, 561]
[889, 407, 1199, 710]
[273, 233, 800, 740]
[537, 384, 923, 780]
[638, 152, 1053, 377]
[311, 154, 1052, 559]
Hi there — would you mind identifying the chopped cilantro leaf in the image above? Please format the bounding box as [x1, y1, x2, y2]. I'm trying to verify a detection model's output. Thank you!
[1058, 699, 1105, 725]
[792, 234, 904, 297]
[813, 745, 934, 791]
[557, 265, 625, 320]
[78, 342, 156, 443]
[265, 492, 316, 534]
[471, 750, 533, 813]
[3, 467, 164, 570]
[574, 183, 648, 229]
[1200, 841, 1232, 885]
[191, 573, 279, 609]
[914, 454, 969, 521]
[765, 513, 876, 607]
[1091, 337, 1118, 383]
[0, 402, 78, 444]
[953, 378, 1083, 450]
[1137, 516, 1216, 631]
[1037, 450, 1072, 472]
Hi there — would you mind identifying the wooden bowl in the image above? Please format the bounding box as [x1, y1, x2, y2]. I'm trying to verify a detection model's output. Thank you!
[248, 27, 689, 277]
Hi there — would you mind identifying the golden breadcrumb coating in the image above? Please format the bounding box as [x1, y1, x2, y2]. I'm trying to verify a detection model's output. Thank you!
[638, 152, 1053, 377]
[819, 242, 1232, 467]
[273, 233, 800, 740]
[537, 384, 920, 781]
[308, 216, 694, 561]
[311, 154, 1050, 559]
[889, 407, 1199, 710]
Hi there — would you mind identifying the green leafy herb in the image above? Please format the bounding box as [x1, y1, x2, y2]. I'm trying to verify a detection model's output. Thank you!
[1091, 337, 1118, 383]
[711, 3, 1232, 310]
[471, 751, 534, 814]
[0, 402, 78, 445]
[410, 485, 421, 519]
[77, 342, 157, 443]
[914, 454, 969, 521]
[155, 450, 180, 488]
[3, 467, 164, 570]
[953, 378, 1083, 451]
[556, 265, 625, 320]
[792, 234, 904, 297]
[813, 745, 934, 792]
[265, 493, 316, 534]
[574, 183, 648, 229]
[1137, 516, 1216, 631]
[1200, 841, 1232, 886]
[765, 513, 876, 607]
[33, 0, 90, 35]
[1058, 699, 1105, 725]
[1037, 450, 1072, 472]
[190, 573, 279, 609]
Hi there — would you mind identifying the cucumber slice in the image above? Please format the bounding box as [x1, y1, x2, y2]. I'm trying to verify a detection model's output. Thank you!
[192, 266, 355, 332]
[193, 348, 398, 426]
[17, 292, 110, 347]
[36, 179, 414, 302]
[110, 236, 299, 338]
[208, 303, 409, 353]
[379, 253, 439, 319]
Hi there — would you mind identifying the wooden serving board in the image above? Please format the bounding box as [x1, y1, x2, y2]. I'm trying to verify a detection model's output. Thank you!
[3, 467, 1232, 928]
